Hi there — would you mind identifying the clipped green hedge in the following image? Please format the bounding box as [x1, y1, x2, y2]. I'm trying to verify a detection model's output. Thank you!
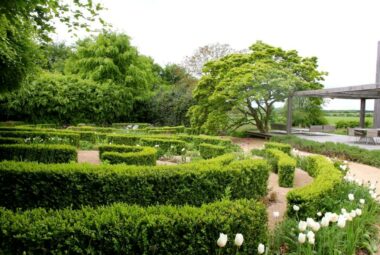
[178, 134, 233, 147]
[265, 148, 296, 187]
[0, 137, 23, 144]
[145, 125, 185, 133]
[0, 144, 77, 163]
[67, 126, 116, 133]
[264, 142, 291, 155]
[287, 155, 343, 218]
[199, 143, 226, 159]
[0, 199, 267, 255]
[107, 134, 141, 145]
[0, 156, 269, 209]
[99, 144, 157, 165]
[141, 138, 186, 157]
[271, 135, 380, 168]
[0, 130, 80, 146]
[112, 122, 151, 129]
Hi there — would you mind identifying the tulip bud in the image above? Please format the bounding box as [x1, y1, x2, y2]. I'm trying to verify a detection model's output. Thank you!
[348, 193, 354, 201]
[258, 243, 265, 254]
[217, 233, 228, 248]
[298, 233, 306, 244]
[359, 199, 365, 204]
[293, 205, 300, 211]
[337, 216, 346, 228]
[355, 208, 362, 216]
[321, 216, 330, 227]
[298, 220, 307, 232]
[234, 233, 244, 247]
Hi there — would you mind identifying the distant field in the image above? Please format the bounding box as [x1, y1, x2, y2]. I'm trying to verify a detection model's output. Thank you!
[325, 116, 373, 125]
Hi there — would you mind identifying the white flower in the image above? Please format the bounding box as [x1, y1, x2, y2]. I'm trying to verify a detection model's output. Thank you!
[234, 233, 244, 247]
[217, 233, 228, 248]
[181, 147, 186, 152]
[311, 222, 320, 232]
[348, 193, 355, 201]
[359, 199, 365, 204]
[341, 208, 347, 214]
[371, 193, 377, 199]
[340, 165, 347, 171]
[317, 212, 322, 217]
[330, 213, 339, 222]
[298, 233, 306, 244]
[136, 144, 140, 147]
[321, 216, 330, 227]
[306, 218, 315, 228]
[273, 211, 280, 218]
[298, 221, 307, 232]
[306, 231, 315, 240]
[349, 210, 357, 218]
[308, 236, 315, 245]
[258, 243, 265, 254]
[170, 145, 175, 148]
[293, 205, 300, 211]
[337, 216, 346, 228]
[355, 208, 362, 216]
[154, 144, 160, 148]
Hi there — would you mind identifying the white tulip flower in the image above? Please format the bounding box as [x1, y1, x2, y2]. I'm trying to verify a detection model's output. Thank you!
[349, 210, 357, 218]
[321, 216, 330, 227]
[359, 199, 365, 204]
[298, 233, 306, 244]
[341, 208, 347, 214]
[337, 216, 346, 228]
[348, 193, 355, 201]
[306, 218, 315, 228]
[273, 211, 280, 218]
[317, 212, 322, 217]
[355, 208, 362, 216]
[311, 222, 320, 232]
[306, 231, 315, 240]
[293, 205, 300, 211]
[234, 233, 244, 247]
[217, 233, 228, 248]
[308, 236, 315, 245]
[298, 220, 307, 232]
[330, 213, 339, 222]
[258, 243, 265, 254]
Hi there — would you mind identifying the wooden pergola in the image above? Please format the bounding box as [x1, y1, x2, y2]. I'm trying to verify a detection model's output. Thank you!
[286, 42, 380, 134]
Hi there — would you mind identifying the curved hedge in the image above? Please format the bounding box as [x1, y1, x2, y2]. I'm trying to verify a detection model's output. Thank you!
[0, 199, 267, 255]
[264, 142, 291, 155]
[0, 155, 269, 210]
[99, 144, 157, 165]
[287, 155, 343, 218]
[199, 143, 226, 159]
[265, 148, 296, 187]
[0, 144, 77, 163]
[140, 138, 186, 157]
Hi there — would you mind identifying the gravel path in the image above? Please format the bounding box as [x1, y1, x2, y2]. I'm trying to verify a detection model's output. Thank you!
[77, 150, 100, 164]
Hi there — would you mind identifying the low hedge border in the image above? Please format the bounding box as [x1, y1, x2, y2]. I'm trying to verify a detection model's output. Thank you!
[0, 137, 24, 144]
[99, 144, 157, 165]
[264, 148, 296, 187]
[0, 130, 80, 146]
[271, 135, 380, 168]
[199, 143, 226, 159]
[264, 142, 291, 155]
[140, 138, 186, 157]
[145, 125, 185, 133]
[287, 155, 343, 218]
[0, 199, 267, 255]
[112, 123, 151, 129]
[0, 144, 77, 163]
[0, 155, 269, 210]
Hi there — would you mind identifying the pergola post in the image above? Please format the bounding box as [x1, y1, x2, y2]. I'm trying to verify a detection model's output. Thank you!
[373, 41, 380, 128]
[286, 96, 293, 134]
[360, 98, 366, 128]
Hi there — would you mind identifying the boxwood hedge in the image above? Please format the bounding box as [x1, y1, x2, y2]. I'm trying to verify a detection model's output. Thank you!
[99, 144, 157, 165]
[264, 142, 291, 155]
[265, 148, 296, 187]
[199, 143, 226, 159]
[0, 130, 80, 146]
[0, 137, 24, 144]
[0, 156, 269, 210]
[0, 199, 267, 255]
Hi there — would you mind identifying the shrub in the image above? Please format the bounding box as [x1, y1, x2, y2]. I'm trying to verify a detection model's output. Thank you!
[287, 155, 343, 218]
[145, 126, 185, 133]
[112, 123, 151, 129]
[336, 119, 370, 128]
[74, 131, 97, 143]
[0, 199, 267, 255]
[0, 157, 269, 209]
[99, 144, 157, 165]
[0, 130, 79, 146]
[107, 134, 142, 145]
[271, 135, 380, 168]
[140, 138, 186, 157]
[264, 142, 291, 155]
[0, 144, 77, 163]
[178, 134, 233, 147]
[67, 126, 116, 133]
[199, 143, 226, 159]
[264, 148, 296, 187]
[251, 148, 266, 157]
[0, 137, 23, 144]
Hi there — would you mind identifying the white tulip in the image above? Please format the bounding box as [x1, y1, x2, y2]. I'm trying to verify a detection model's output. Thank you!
[337, 216, 346, 228]
[306, 218, 315, 228]
[330, 213, 339, 222]
[317, 212, 322, 217]
[341, 208, 347, 214]
[217, 233, 228, 248]
[308, 236, 315, 245]
[359, 199, 365, 204]
[371, 193, 377, 199]
[349, 210, 357, 218]
[311, 222, 320, 232]
[321, 216, 330, 227]
[306, 231, 315, 240]
[355, 208, 362, 216]
[298, 220, 307, 232]
[293, 205, 300, 211]
[273, 211, 280, 218]
[258, 243, 265, 254]
[348, 193, 355, 201]
[298, 233, 306, 244]
[234, 233, 244, 247]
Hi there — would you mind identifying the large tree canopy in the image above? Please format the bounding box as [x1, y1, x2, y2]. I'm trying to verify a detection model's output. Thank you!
[188, 41, 326, 134]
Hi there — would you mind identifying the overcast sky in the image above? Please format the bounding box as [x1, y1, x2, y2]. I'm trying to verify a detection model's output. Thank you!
[56, 0, 380, 110]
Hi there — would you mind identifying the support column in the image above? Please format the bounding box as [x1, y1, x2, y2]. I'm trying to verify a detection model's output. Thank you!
[373, 41, 380, 128]
[360, 98, 366, 128]
[286, 96, 293, 134]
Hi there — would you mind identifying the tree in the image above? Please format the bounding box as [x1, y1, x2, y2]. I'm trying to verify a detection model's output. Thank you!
[41, 42, 73, 73]
[0, 0, 105, 92]
[188, 41, 326, 134]
[182, 43, 236, 77]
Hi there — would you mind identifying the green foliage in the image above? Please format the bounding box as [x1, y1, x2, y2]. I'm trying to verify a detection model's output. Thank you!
[146, 125, 185, 134]
[40, 42, 73, 73]
[107, 134, 142, 145]
[111, 123, 151, 129]
[67, 126, 116, 133]
[0, 137, 23, 144]
[189, 41, 326, 134]
[264, 148, 296, 187]
[264, 142, 291, 155]
[99, 144, 157, 165]
[199, 143, 226, 159]
[0, 199, 267, 255]
[140, 138, 186, 157]
[285, 97, 327, 127]
[336, 119, 371, 128]
[0, 130, 79, 146]
[0, 144, 77, 163]
[287, 155, 343, 218]
[271, 135, 380, 168]
[0, 156, 269, 209]
[0, 72, 132, 124]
